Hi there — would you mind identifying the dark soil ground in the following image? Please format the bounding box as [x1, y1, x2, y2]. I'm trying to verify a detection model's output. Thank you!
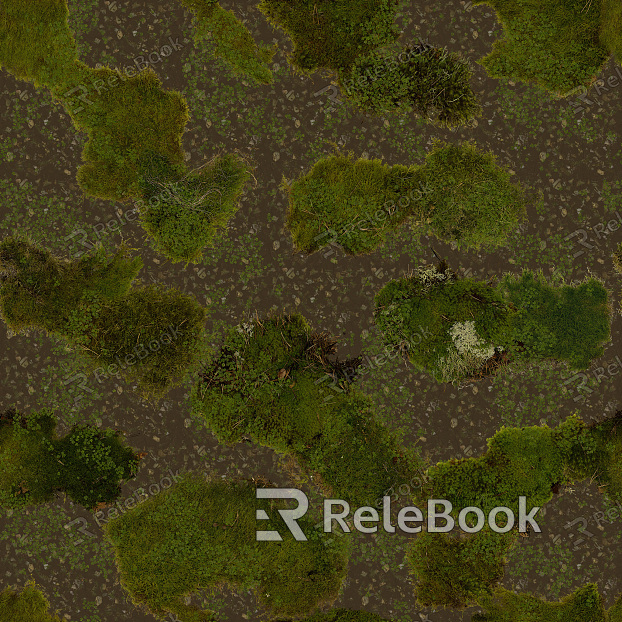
[2, 0, 622, 620]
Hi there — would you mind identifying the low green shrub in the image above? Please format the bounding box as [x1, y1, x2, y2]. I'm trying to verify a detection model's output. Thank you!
[341, 44, 481, 125]
[474, 583, 608, 621]
[103, 473, 350, 621]
[374, 264, 611, 383]
[0, 583, 63, 622]
[285, 143, 527, 256]
[0, 408, 139, 510]
[137, 152, 252, 263]
[473, 0, 610, 94]
[191, 313, 422, 506]
[180, 0, 275, 84]
[0, 238, 206, 397]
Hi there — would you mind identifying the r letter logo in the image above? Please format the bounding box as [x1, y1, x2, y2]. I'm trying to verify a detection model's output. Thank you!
[256, 488, 309, 541]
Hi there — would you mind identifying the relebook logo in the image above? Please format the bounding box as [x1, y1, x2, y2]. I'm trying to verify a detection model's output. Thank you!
[256, 488, 542, 542]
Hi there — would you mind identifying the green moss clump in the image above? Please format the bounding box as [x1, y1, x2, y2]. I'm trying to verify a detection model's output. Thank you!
[0, 583, 63, 622]
[0, 238, 206, 398]
[499, 270, 611, 369]
[284, 152, 423, 255]
[374, 264, 513, 383]
[568, 411, 622, 504]
[407, 528, 515, 609]
[258, 1, 480, 124]
[341, 44, 481, 126]
[285, 143, 527, 256]
[474, 583, 607, 621]
[180, 0, 275, 84]
[419, 417, 586, 514]
[417, 141, 528, 250]
[374, 264, 611, 383]
[137, 152, 252, 263]
[191, 313, 422, 506]
[0, 0, 189, 202]
[1, 0, 248, 262]
[406, 413, 622, 609]
[103, 473, 350, 622]
[258, 0, 400, 74]
[473, 0, 611, 94]
[0, 409, 139, 510]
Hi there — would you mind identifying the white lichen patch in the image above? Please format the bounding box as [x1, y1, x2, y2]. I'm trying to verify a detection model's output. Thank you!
[449, 320, 496, 359]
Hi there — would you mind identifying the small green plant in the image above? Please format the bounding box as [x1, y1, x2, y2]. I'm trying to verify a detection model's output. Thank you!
[0, 408, 140, 510]
[0, 582, 63, 622]
[0, 237, 207, 397]
[103, 473, 350, 622]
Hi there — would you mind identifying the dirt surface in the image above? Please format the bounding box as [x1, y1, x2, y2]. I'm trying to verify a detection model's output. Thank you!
[2, 0, 622, 620]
